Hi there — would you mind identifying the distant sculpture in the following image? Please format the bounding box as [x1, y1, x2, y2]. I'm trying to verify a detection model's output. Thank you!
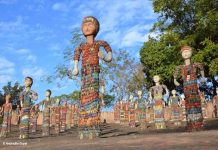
[137, 90, 146, 130]
[42, 89, 52, 136]
[180, 94, 187, 122]
[169, 90, 181, 126]
[128, 95, 136, 128]
[70, 16, 112, 139]
[61, 101, 67, 132]
[174, 45, 205, 131]
[213, 88, 218, 118]
[15, 104, 21, 125]
[66, 104, 72, 130]
[30, 104, 39, 133]
[0, 94, 12, 138]
[54, 98, 61, 134]
[19, 77, 38, 139]
[149, 75, 169, 129]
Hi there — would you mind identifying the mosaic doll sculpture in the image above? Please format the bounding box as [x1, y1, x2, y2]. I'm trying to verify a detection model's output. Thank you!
[60, 101, 67, 132]
[42, 90, 52, 136]
[30, 104, 39, 133]
[174, 45, 205, 131]
[212, 88, 218, 118]
[54, 98, 61, 134]
[19, 77, 38, 139]
[66, 104, 72, 130]
[128, 95, 136, 128]
[149, 75, 169, 129]
[137, 90, 146, 130]
[0, 94, 12, 138]
[15, 104, 21, 125]
[180, 94, 187, 122]
[70, 16, 112, 139]
[169, 90, 181, 126]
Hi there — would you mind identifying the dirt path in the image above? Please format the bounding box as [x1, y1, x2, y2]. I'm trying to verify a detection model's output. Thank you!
[1, 119, 218, 150]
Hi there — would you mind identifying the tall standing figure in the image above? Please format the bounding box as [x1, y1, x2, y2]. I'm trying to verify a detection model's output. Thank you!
[137, 90, 146, 130]
[0, 94, 12, 138]
[174, 45, 205, 131]
[42, 90, 52, 136]
[149, 75, 169, 129]
[70, 16, 112, 139]
[60, 101, 67, 132]
[19, 77, 38, 139]
[54, 98, 61, 134]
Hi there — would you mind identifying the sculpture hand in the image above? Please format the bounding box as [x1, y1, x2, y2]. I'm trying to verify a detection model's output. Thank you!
[174, 80, 180, 86]
[201, 77, 206, 83]
[72, 67, 79, 76]
[98, 51, 105, 59]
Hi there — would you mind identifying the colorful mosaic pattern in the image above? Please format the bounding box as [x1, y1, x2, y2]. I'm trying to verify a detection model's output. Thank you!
[54, 106, 61, 134]
[30, 108, 39, 133]
[19, 90, 37, 138]
[170, 96, 180, 121]
[42, 100, 50, 136]
[0, 103, 12, 137]
[74, 40, 112, 138]
[150, 85, 167, 129]
[174, 63, 204, 131]
[129, 101, 136, 127]
[61, 105, 67, 132]
[137, 99, 146, 128]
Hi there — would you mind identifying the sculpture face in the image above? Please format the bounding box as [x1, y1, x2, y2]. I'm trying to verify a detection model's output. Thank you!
[153, 75, 160, 83]
[171, 90, 176, 95]
[137, 91, 142, 97]
[45, 91, 51, 97]
[24, 78, 32, 88]
[56, 98, 60, 104]
[35, 105, 39, 109]
[182, 50, 192, 59]
[129, 95, 134, 100]
[82, 21, 96, 37]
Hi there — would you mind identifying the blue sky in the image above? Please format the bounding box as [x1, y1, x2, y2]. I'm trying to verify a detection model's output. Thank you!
[0, 0, 157, 104]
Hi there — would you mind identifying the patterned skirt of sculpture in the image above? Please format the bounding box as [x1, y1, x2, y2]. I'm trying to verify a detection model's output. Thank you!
[1, 112, 11, 136]
[184, 80, 203, 131]
[138, 105, 146, 126]
[129, 108, 135, 127]
[79, 65, 101, 137]
[55, 107, 60, 134]
[154, 95, 165, 124]
[30, 115, 38, 132]
[171, 104, 180, 121]
[42, 108, 50, 135]
[19, 108, 30, 137]
[61, 111, 67, 132]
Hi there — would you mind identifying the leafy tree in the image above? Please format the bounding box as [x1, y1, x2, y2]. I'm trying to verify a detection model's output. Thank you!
[140, 0, 218, 96]
[1, 81, 24, 109]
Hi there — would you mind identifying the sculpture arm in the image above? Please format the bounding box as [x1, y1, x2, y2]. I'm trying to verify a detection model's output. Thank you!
[72, 46, 82, 76]
[174, 65, 182, 86]
[98, 41, 113, 62]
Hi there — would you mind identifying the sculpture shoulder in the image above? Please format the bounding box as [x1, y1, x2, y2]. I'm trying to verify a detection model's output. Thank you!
[96, 40, 110, 46]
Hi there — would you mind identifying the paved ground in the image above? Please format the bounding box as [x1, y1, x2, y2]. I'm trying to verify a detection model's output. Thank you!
[1, 119, 218, 150]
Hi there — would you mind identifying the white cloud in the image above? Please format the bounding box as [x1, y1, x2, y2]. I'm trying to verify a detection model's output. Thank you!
[22, 66, 45, 81]
[0, 57, 15, 84]
[52, 3, 70, 12]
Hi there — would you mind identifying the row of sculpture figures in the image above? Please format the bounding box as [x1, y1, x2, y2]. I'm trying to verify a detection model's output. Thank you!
[0, 77, 80, 139]
[114, 88, 218, 129]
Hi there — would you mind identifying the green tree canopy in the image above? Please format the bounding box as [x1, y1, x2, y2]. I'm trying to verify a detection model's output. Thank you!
[140, 0, 218, 95]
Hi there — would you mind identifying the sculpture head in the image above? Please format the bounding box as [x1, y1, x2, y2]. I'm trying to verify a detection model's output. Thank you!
[181, 45, 192, 60]
[45, 89, 52, 97]
[56, 98, 60, 105]
[35, 104, 39, 109]
[137, 90, 142, 97]
[153, 75, 160, 83]
[24, 76, 33, 88]
[82, 16, 99, 37]
[171, 89, 176, 95]
[5, 94, 11, 103]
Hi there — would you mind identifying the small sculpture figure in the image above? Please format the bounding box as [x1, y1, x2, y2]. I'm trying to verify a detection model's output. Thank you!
[180, 94, 187, 122]
[137, 90, 146, 129]
[174, 45, 205, 131]
[0, 94, 12, 138]
[19, 77, 38, 139]
[169, 90, 181, 126]
[30, 104, 39, 133]
[70, 16, 112, 139]
[15, 104, 21, 125]
[149, 75, 169, 129]
[66, 104, 72, 130]
[54, 98, 61, 134]
[42, 90, 52, 136]
[128, 95, 136, 128]
[60, 101, 67, 132]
